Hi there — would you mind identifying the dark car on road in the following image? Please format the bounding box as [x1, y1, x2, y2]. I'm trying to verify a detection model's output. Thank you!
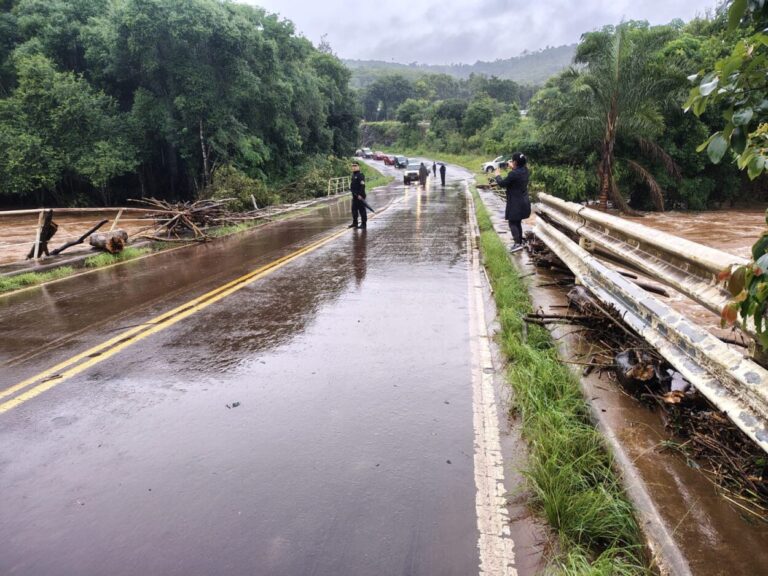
[394, 156, 408, 168]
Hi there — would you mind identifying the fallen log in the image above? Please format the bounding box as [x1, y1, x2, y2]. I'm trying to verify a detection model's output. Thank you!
[49, 219, 108, 256]
[89, 229, 128, 253]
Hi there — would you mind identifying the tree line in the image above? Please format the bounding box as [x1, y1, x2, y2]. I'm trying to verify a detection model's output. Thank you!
[0, 0, 359, 208]
[361, 8, 768, 211]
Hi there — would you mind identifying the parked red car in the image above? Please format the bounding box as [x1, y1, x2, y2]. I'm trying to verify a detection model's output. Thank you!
[373, 151, 385, 161]
[383, 155, 395, 166]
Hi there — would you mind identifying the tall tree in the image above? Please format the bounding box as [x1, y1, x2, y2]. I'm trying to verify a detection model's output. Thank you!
[540, 24, 679, 211]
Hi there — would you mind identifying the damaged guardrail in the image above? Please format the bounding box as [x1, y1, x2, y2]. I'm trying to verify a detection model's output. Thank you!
[535, 194, 748, 321]
[534, 217, 768, 454]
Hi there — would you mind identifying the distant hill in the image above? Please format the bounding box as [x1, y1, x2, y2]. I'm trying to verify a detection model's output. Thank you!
[344, 44, 577, 88]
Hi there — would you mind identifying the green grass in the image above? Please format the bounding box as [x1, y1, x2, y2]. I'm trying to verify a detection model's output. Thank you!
[359, 161, 394, 189]
[207, 221, 260, 238]
[472, 188, 648, 575]
[0, 266, 75, 294]
[84, 246, 152, 268]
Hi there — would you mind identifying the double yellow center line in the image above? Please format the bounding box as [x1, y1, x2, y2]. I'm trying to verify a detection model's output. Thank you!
[0, 226, 350, 414]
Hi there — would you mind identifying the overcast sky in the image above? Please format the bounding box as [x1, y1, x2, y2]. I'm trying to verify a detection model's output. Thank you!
[243, 0, 722, 64]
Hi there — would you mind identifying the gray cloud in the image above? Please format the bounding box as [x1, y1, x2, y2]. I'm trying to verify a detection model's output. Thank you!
[242, 0, 719, 64]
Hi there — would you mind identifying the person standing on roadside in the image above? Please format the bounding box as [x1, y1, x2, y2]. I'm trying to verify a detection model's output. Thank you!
[494, 152, 530, 252]
[432, 161, 437, 178]
[419, 162, 429, 187]
[349, 162, 367, 229]
[439, 163, 446, 186]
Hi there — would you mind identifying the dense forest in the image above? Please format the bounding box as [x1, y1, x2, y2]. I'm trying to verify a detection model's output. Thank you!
[0, 0, 359, 208]
[344, 44, 578, 88]
[361, 7, 768, 211]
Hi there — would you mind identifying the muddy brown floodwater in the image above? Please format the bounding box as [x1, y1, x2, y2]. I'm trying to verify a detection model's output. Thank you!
[630, 207, 766, 260]
[0, 209, 153, 265]
[625, 208, 767, 344]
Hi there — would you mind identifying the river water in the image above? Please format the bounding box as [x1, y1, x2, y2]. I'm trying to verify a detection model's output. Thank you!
[622, 207, 767, 339]
[627, 207, 766, 260]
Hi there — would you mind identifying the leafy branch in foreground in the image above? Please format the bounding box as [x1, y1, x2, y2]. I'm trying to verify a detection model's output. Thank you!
[685, 0, 768, 179]
[719, 209, 768, 347]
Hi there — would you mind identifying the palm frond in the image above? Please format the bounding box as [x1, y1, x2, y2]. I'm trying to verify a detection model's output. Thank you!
[626, 159, 665, 211]
[637, 138, 682, 180]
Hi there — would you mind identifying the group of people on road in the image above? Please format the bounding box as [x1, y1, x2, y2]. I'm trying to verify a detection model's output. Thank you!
[416, 161, 446, 188]
[349, 154, 528, 247]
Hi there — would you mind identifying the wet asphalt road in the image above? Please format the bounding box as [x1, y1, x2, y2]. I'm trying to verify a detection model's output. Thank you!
[0, 168, 483, 575]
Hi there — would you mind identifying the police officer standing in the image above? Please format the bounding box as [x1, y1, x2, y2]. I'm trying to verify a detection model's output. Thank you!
[349, 162, 367, 229]
[439, 163, 446, 186]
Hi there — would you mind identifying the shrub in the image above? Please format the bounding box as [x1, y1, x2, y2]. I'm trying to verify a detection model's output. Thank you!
[207, 164, 275, 211]
[531, 164, 595, 202]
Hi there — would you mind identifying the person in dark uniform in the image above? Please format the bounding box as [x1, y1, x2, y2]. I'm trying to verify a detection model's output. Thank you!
[432, 161, 437, 177]
[439, 163, 446, 186]
[494, 152, 530, 252]
[418, 162, 429, 187]
[349, 162, 367, 229]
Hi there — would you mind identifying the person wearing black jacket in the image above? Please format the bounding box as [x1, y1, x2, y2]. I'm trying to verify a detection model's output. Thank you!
[418, 162, 429, 187]
[349, 162, 367, 229]
[494, 152, 530, 253]
[439, 162, 446, 186]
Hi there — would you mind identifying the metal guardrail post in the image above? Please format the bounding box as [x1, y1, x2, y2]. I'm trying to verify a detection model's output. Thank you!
[535, 218, 768, 454]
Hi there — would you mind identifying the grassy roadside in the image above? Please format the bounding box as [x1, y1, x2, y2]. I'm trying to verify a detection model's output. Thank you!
[472, 187, 648, 575]
[359, 161, 394, 189]
[0, 247, 156, 294]
[0, 266, 76, 294]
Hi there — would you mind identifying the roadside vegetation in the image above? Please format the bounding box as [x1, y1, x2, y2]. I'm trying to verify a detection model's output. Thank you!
[84, 247, 152, 268]
[472, 188, 647, 574]
[0, 266, 75, 294]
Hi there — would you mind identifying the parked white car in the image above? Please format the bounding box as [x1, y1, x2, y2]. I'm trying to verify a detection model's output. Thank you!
[481, 155, 511, 173]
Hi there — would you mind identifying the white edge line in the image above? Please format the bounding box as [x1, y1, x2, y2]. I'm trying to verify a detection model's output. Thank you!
[466, 181, 517, 576]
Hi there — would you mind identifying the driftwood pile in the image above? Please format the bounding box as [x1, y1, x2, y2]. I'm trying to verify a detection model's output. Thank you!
[526, 233, 768, 520]
[130, 198, 232, 241]
[130, 196, 332, 242]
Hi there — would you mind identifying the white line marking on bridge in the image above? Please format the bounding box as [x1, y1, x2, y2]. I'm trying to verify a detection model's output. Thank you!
[466, 182, 517, 575]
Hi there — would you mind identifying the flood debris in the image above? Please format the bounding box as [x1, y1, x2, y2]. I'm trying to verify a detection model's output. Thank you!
[49, 219, 109, 256]
[89, 230, 128, 254]
[130, 195, 339, 242]
[528, 231, 768, 520]
[130, 198, 233, 241]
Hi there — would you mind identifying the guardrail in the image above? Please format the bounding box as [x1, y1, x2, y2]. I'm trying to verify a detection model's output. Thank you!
[535, 194, 748, 323]
[327, 176, 351, 197]
[533, 203, 768, 454]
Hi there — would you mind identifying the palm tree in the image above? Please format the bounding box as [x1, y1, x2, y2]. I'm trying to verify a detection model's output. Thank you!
[544, 25, 680, 212]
